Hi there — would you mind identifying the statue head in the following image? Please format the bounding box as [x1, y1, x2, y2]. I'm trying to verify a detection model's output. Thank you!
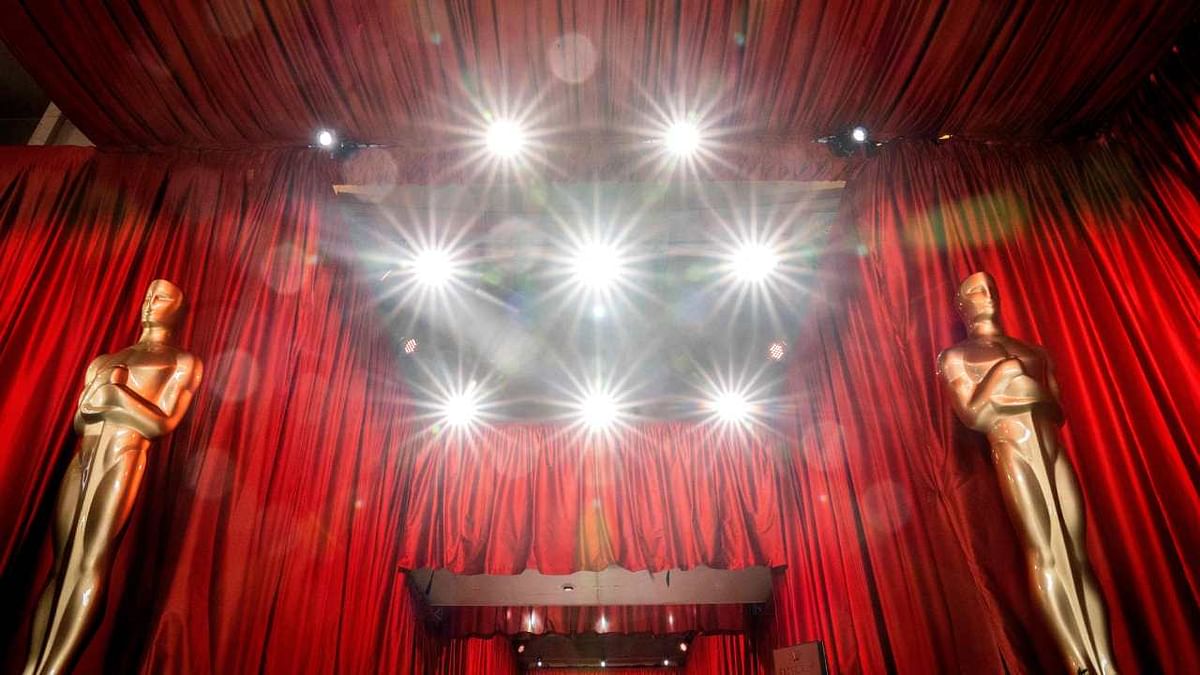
[140, 279, 186, 331]
[955, 271, 998, 329]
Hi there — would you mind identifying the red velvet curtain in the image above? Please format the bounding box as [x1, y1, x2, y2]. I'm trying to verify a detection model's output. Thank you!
[1, 1, 1190, 148]
[432, 636, 519, 675]
[769, 96, 1200, 674]
[682, 635, 764, 675]
[438, 604, 749, 638]
[0, 148, 426, 674]
[398, 423, 786, 574]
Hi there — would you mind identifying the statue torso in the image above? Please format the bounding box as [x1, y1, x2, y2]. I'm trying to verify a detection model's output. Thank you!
[949, 334, 1052, 404]
[78, 342, 194, 456]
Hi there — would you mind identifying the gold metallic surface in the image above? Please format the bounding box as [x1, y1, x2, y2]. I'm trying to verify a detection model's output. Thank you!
[938, 272, 1118, 675]
[24, 280, 203, 675]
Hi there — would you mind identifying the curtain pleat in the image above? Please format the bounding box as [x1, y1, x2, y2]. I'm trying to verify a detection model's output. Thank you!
[0, 147, 425, 675]
[769, 77, 1200, 673]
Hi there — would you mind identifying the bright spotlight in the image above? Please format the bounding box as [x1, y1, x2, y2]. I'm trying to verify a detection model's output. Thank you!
[731, 242, 780, 282]
[664, 660, 671, 666]
[711, 389, 753, 423]
[536, 659, 543, 667]
[410, 247, 457, 287]
[664, 119, 701, 157]
[679, 642, 688, 652]
[316, 129, 335, 147]
[517, 644, 525, 654]
[485, 118, 526, 158]
[440, 384, 481, 428]
[851, 126, 868, 143]
[580, 391, 619, 430]
[571, 242, 624, 291]
[767, 340, 787, 361]
[600, 660, 607, 668]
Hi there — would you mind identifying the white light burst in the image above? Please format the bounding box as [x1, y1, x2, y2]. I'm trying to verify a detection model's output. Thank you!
[410, 246, 458, 287]
[485, 118, 526, 158]
[440, 384, 481, 428]
[579, 390, 620, 430]
[730, 242, 780, 283]
[663, 119, 702, 157]
[570, 241, 625, 291]
[711, 389, 754, 424]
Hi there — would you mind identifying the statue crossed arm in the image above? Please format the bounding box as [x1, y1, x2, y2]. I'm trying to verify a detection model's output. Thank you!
[937, 272, 1117, 675]
[26, 280, 202, 675]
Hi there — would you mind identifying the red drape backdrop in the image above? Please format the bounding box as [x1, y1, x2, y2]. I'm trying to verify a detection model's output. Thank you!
[768, 60, 1200, 674]
[0, 1, 1190, 148]
[1, 7, 1197, 675]
[432, 636, 518, 675]
[682, 635, 764, 675]
[0, 148, 430, 674]
[398, 423, 787, 575]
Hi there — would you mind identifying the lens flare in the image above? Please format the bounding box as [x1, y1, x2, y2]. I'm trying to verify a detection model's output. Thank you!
[663, 119, 702, 157]
[485, 118, 526, 158]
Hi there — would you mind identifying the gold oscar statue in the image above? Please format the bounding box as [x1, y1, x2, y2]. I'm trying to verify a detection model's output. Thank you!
[24, 280, 203, 675]
[937, 272, 1118, 674]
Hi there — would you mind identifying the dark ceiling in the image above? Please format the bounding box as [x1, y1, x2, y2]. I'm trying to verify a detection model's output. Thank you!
[1, 1, 1194, 148]
[0, 38, 46, 145]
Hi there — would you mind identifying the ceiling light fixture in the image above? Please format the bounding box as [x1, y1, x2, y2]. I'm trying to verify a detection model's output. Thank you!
[767, 340, 787, 361]
[485, 118, 526, 158]
[440, 383, 481, 428]
[579, 391, 620, 431]
[663, 118, 702, 157]
[571, 241, 624, 291]
[710, 389, 753, 424]
[731, 242, 780, 283]
[409, 246, 457, 288]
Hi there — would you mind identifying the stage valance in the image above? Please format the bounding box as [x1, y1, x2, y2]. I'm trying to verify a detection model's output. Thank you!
[397, 423, 788, 575]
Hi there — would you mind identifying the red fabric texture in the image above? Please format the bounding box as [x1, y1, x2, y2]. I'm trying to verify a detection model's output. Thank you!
[438, 604, 749, 638]
[398, 423, 787, 574]
[1, 10, 1198, 675]
[682, 635, 764, 675]
[432, 636, 519, 675]
[769, 113, 1200, 675]
[0, 1, 1191, 148]
[0, 148, 425, 674]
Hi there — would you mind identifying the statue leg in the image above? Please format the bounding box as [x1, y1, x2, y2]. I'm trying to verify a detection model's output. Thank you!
[23, 456, 83, 675]
[1050, 440, 1119, 674]
[992, 426, 1093, 673]
[32, 444, 146, 675]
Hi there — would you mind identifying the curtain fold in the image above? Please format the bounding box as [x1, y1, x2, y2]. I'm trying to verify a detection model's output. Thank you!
[398, 423, 787, 574]
[769, 127, 1200, 672]
[0, 147, 424, 674]
[682, 634, 765, 675]
[0, 1, 1191, 148]
[432, 636, 519, 675]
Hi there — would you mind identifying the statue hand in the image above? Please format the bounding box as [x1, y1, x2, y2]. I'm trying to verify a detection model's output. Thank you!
[995, 357, 1025, 378]
[80, 383, 125, 420]
[107, 364, 129, 385]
